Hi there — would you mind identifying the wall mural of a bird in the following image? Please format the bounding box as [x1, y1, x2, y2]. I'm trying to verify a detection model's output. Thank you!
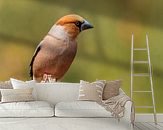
[29, 14, 93, 82]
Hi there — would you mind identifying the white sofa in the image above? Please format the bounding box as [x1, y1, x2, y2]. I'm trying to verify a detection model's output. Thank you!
[0, 82, 133, 130]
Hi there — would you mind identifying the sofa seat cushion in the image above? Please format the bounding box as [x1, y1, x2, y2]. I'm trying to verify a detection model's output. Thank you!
[55, 101, 112, 117]
[0, 101, 54, 117]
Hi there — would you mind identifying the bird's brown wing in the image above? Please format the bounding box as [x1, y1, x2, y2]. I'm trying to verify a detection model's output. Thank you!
[29, 43, 42, 79]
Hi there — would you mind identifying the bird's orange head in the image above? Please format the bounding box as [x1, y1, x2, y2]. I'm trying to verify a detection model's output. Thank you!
[54, 14, 93, 39]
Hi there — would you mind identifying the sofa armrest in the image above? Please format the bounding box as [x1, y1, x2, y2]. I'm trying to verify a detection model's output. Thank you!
[123, 101, 132, 121]
[119, 89, 134, 123]
[118, 101, 134, 129]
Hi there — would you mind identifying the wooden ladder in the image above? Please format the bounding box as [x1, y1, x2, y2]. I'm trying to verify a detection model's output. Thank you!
[130, 33, 157, 125]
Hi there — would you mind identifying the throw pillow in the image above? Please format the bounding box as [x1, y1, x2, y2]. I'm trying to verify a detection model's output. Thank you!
[1, 88, 34, 103]
[0, 80, 13, 101]
[102, 80, 121, 100]
[10, 78, 37, 100]
[78, 80, 105, 102]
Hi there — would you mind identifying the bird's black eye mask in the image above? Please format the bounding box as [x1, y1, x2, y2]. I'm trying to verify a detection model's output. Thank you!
[74, 21, 82, 27]
[66, 21, 84, 31]
[74, 21, 84, 31]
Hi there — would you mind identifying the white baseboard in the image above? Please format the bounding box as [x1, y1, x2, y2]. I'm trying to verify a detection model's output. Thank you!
[136, 113, 163, 122]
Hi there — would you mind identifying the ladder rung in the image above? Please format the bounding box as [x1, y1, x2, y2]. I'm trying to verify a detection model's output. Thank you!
[133, 91, 152, 93]
[133, 73, 149, 77]
[135, 106, 154, 108]
[133, 61, 148, 64]
[134, 48, 147, 51]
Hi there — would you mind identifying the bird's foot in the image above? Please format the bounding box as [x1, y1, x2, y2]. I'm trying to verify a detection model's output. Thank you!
[41, 74, 56, 83]
[47, 75, 56, 83]
[41, 74, 48, 83]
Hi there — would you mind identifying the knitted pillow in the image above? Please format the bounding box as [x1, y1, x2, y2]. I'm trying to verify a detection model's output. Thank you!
[1, 88, 34, 103]
[78, 80, 105, 102]
[0, 80, 13, 101]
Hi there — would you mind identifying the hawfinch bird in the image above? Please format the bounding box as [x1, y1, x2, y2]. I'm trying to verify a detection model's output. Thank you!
[30, 14, 93, 82]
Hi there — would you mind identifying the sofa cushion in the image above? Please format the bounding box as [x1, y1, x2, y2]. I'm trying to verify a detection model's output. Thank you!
[10, 78, 37, 100]
[78, 80, 105, 102]
[0, 101, 54, 117]
[55, 101, 112, 117]
[102, 80, 121, 100]
[0, 80, 12, 89]
[1, 88, 34, 103]
[0, 80, 13, 101]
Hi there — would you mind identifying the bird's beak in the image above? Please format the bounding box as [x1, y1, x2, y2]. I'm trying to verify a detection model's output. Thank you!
[81, 20, 93, 31]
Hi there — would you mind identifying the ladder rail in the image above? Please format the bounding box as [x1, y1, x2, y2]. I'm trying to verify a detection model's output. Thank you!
[146, 34, 157, 124]
[130, 33, 134, 100]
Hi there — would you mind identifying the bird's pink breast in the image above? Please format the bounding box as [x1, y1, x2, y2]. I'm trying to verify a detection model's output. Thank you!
[33, 37, 77, 81]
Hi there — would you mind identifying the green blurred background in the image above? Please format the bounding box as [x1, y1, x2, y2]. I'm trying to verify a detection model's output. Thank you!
[0, 0, 163, 113]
